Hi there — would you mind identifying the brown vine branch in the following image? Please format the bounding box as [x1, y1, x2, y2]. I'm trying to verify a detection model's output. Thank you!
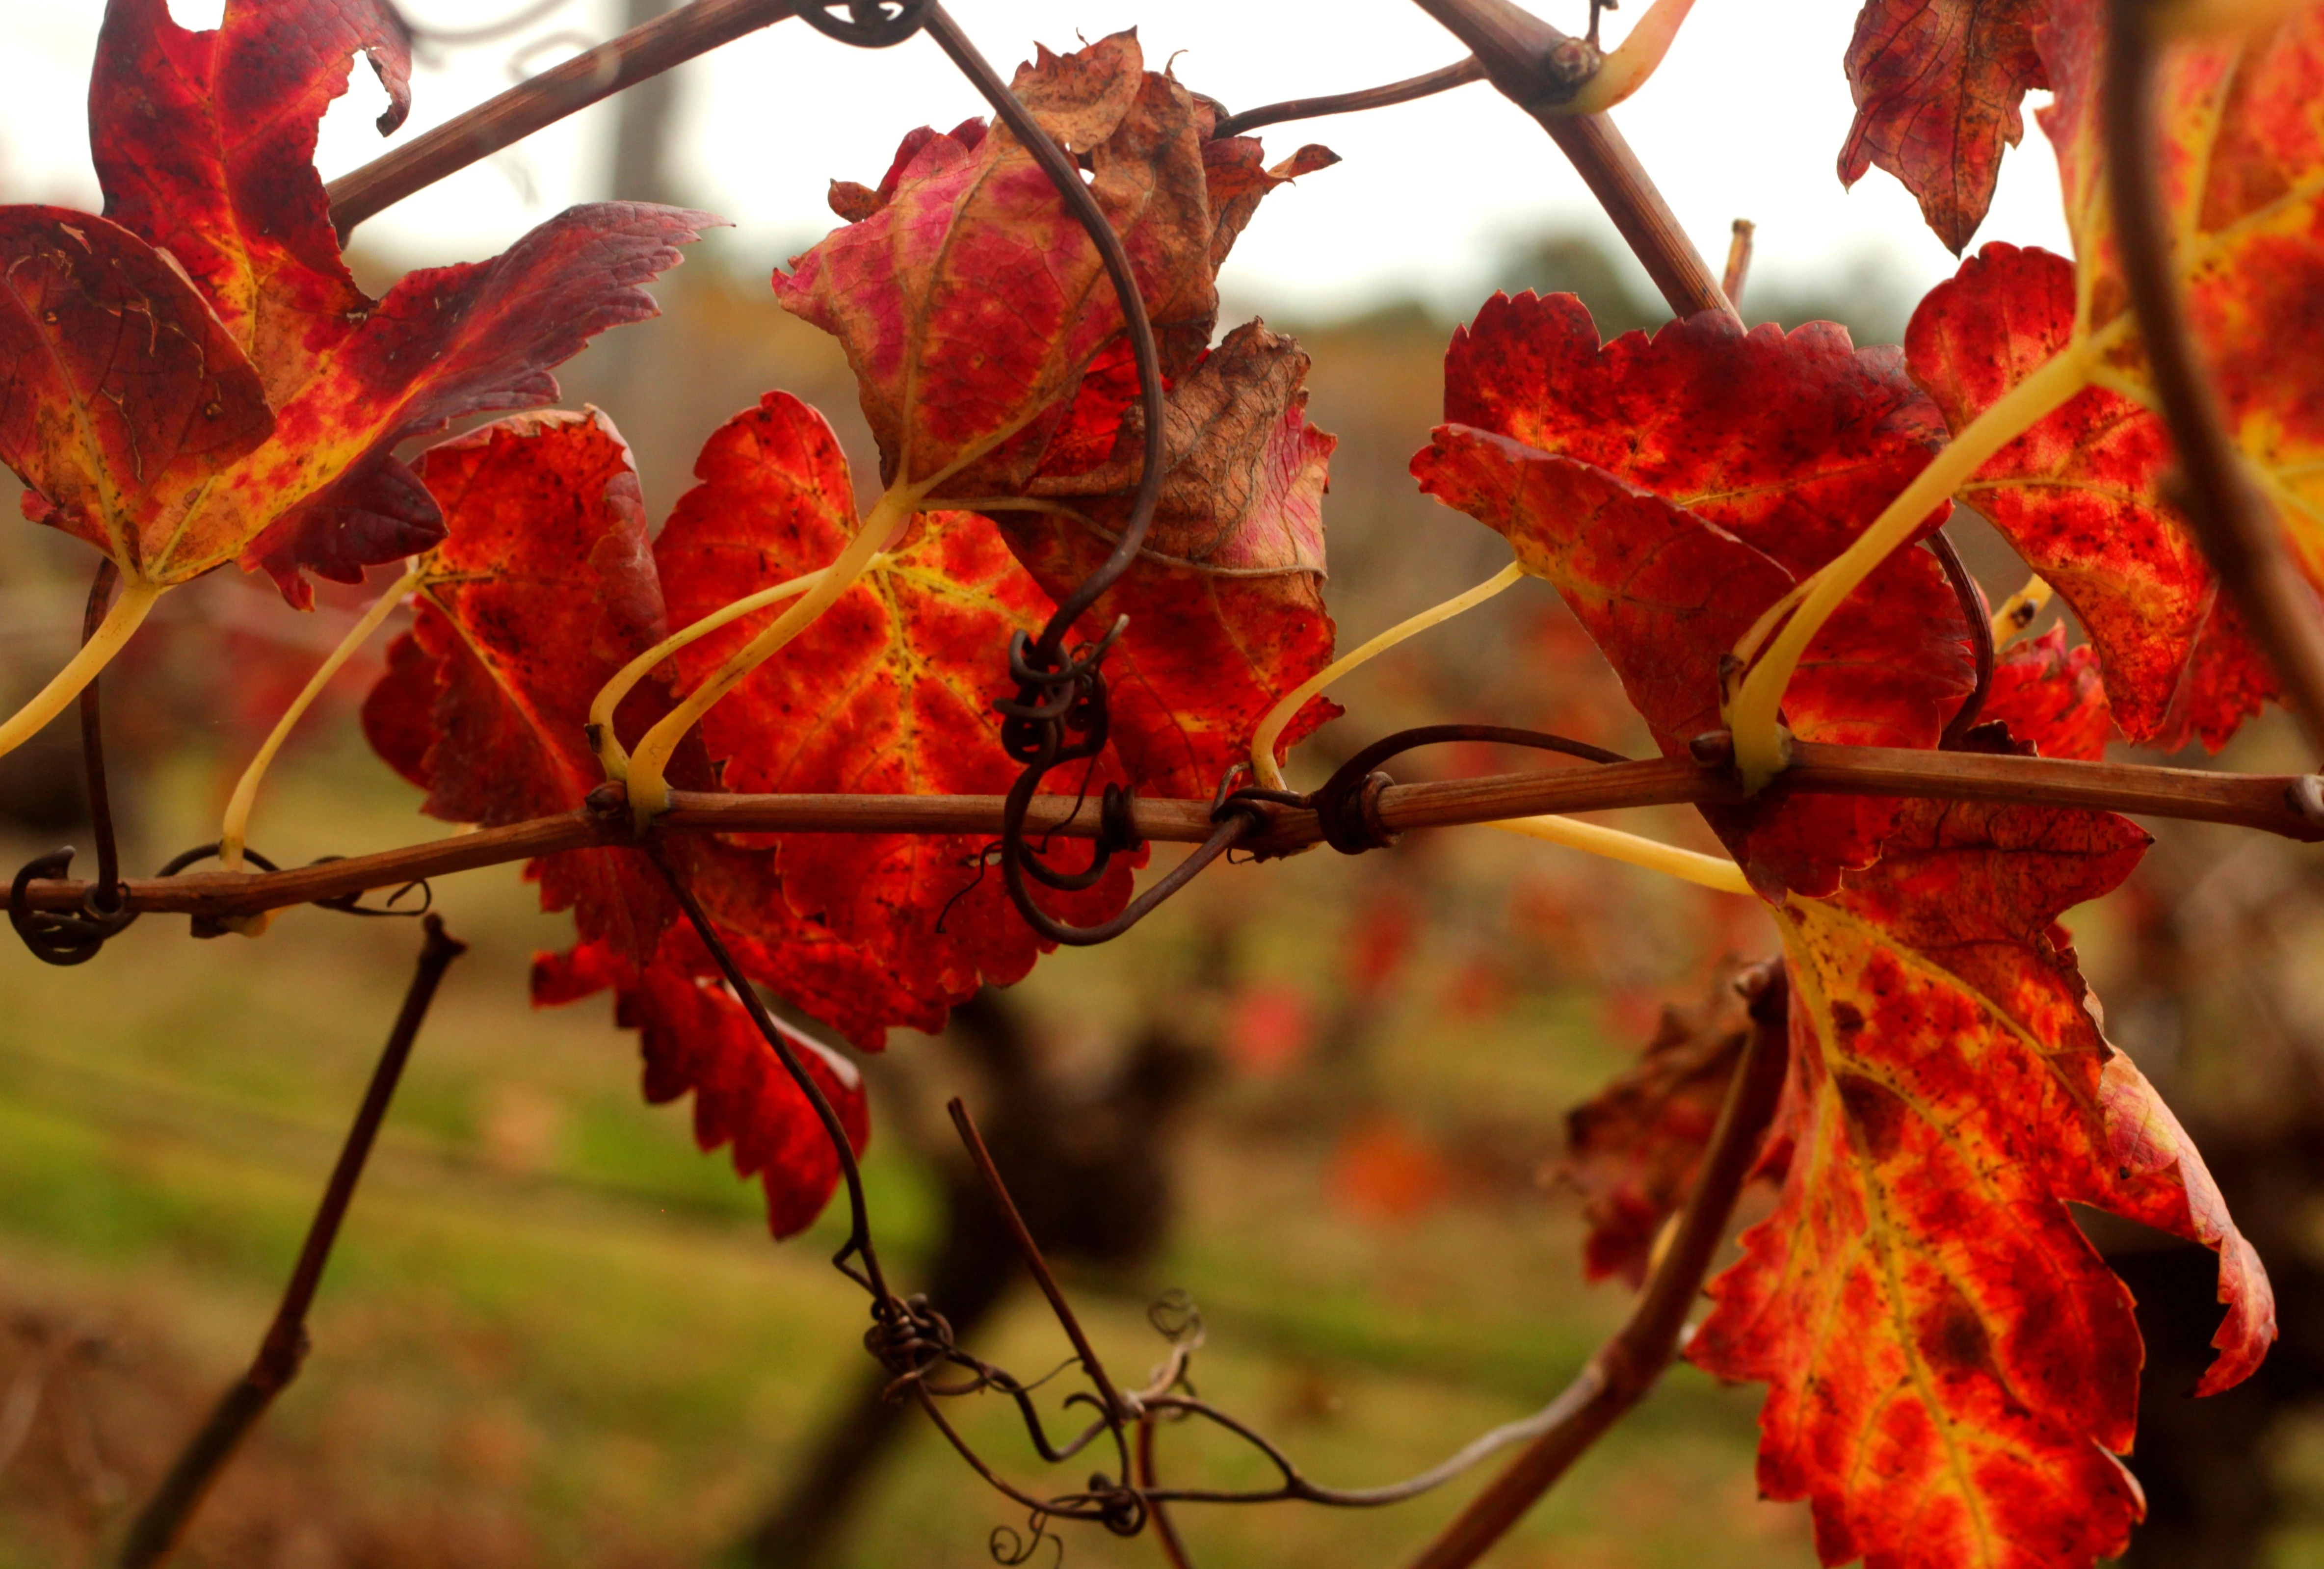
[948, 1098, 1134, 1426]
[325, 0, 800, 233]
[115, 915, 468, 1569]
[1720, 218, 1754, 310]
[2104, 0, 2324, 762]
[1402, 958, 1791, 1569]
[19, 745, 2321, 921]
[1406, 0, 1730, 318]
[1210, 55, 1488, 138]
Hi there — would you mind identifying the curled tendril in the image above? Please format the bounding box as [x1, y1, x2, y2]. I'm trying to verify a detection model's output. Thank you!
[798, 0, 932, 48]
[988, 1512, 1063, 1568]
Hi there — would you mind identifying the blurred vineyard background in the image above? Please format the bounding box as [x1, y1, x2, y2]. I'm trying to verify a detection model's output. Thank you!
[3, 11, 2324, 1568]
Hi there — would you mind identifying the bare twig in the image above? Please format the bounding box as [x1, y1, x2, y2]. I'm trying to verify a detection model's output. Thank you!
[1720, 218, 1754, 310]
[1407, 0, 1731, 318]
[17, 744, 2324, 922]
[949, 1099, 1133, 1426]
[326, 0, 799, 233]
[116, 915, 468, 1569]
[2104, 0, 2324, 762]
[1401, 960, 1791, 1569]
[1137, 1414, 1197, 1569]
[1211, 56, 1488, 138]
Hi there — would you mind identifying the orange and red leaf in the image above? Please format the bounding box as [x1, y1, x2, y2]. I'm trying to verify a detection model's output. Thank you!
[360, 409, 681, 965]
[655, 391, 1141, 1015]
[1839, 0, 2049, 254]
[1906, 243, 2270, 749]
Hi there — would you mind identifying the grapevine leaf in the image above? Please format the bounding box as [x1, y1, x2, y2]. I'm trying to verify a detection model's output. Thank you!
[1688, 649, 2273, 1569]
[1441, 293, 1956, 578]
[1559, 960, 1759, 1287]
[0, 206, 272, 556]
[780, 31, 1329, 503]
[14, 0, 711, 601]
[533, 939, 871, 1239]
[1907, 243, 2271, 748]
[1838, 0, 2048, 254]
[1009, 320, 1341, 796]
[1691, 796, 2272, 1569]
[1982, 628, 2117, 760]
[778, 31, 1212, 500]
[654, 391, 1141, 1012]
[1413, 429, 1971, 900]
[1924, 0, 2324, 751]
[359, 409, 686, 965]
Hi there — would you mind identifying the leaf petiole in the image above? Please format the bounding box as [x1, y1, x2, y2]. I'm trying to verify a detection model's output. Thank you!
[219, 567, 423, 883]
[588, 564, 841, 779]
[1485, 814, 1749, 894]
[622, 482, 925, 823]
[1250, 561, 1527, 790]
[1722, 339, 2100, 790]
[0, 574, 165, 763]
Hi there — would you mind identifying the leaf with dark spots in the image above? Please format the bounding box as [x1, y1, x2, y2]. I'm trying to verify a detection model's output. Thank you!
[1907, 243, 2268, 749]
[359, 409, 688, 965]
[1691, 753, 2273, 1569]
[655, 390, 1141, 1024]
[1005, 320, 1340, 796]
[532, 938, 870, 1239]
[1839, 0, 2048, 253]
[0, 206, 271, 562]
[1412, 424, 1971, 900]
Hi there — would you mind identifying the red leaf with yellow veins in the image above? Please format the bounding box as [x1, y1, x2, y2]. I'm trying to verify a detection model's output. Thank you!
[1442, 292, 1954, 578]
[533, 939, 870, 1239]
[1907, 243, 2271, 748]
[1412, 424, 1971, 899]
[1009, 320, 1340, 796]
[780, 32, 1328, 506]
[655, 391, 1139, 1011]
[0, 207, 272, 557]
[1690, 784, 2273, 1569]
[12, 0, 710, 601]
[1560, 961, 1760, 1286]
[1839, 0, 2048, 254]
[779, 31, 1213, 501]
[360, 409, 684, 965]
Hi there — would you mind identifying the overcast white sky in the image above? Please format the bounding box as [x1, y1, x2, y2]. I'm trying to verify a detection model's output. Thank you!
[0, 0, 2075, 323]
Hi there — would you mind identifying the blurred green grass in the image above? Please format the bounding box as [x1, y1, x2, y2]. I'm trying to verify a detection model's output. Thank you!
[0, 735, 1805, 1568]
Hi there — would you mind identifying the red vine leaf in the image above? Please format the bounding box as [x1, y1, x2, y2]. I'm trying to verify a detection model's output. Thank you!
[1559, 960, 1759, 1287]
[1838, 0, 2048, 254]
[655, 391, 1140, 1014]
[1441, 292, 1955, 578]
[1690, 786, 2272, 1569]
[1009, 320, 1341, 796]
[9, 0, 710, 602]
[781, 30, 1330, 505]
[360, 409, 685, 965]
[1906, 242, 2271, 749]
[534, 938, 870, 1239]
[1982, 628, 2116, 761]
[1421, 294, 1974, 897]
[0, 207, 273, 550]
[778, 31, 1215, 500]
